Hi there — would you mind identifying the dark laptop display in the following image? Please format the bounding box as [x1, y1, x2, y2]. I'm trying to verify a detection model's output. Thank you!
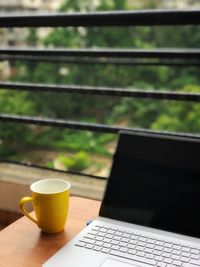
[100, 131, 200, 238]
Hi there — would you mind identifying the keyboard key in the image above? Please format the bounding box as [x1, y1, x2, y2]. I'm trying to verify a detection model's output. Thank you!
[95, 236, 103, 241]
[116, 229, 124, 233]
[107, 229, 115, 234]
[103, 237, 111, 243]
[136, 251, 145, 257]
[189, 259, 200, 265]
[128, 249, 136, 255]
[115, 231, 123, 236]
[95, 241, 103, 246]
[163, 258, 173, 264]
[173, 242, 181, 246]
[173, 260, 182, 266]
[173, 245, 182, 250]
[131, 234, 139, 240]
[85, 244, 94, 249]
[111, 240, 119, 245]
[146, 243, 154, 249]
[105, 234, 114, 239]
[110, 226, 119, 231]
[101, 248, 110, 254]
[119, 241, 128, 247]
[93, 245, 101, 251]
[153, 250, 162, 256]
[93, 225, 101, 230]
[157, 262, 166, 267]
[103, 243, 112, 248]
[119, 247, 128, 253]
[163, 247, 172, 253]
[97, 232, 106, 237]
[191, 249, 200, 255]
[164, 242, 173, 248]
[129, 239, 138, 245]
[181, 252, 190, 257]
[103, 226, 111, 230]
[141, 234, 147, 238]
[180, 256, 189, 263]
[85, 233, 96, 239]
[113, 235, 121, 241]
[146, 253, 155, 259]
[89, 229, 98, 235]
[123, 233, 131, 238]
[182, 264, 200, 267]
[139, 237, 147, 242]
[154, 256, 163, 262]
[111, 245, 120, 250]
[80, 237, 95, 244]
[109, 250, 157, 266]
[182, 246, 190, 253]
[127, 244, 136, 250]
[138, 241, 146, 247]
[154, 245, 163, 251]
[171, 254, 180, 260]
[144, 248, 153, 254]
[172, 250, 181, 255]
[190, 254, 200, 260]
[135, 246, 144, 252]
[156, 240, 164, 246]
[125, 229, 133, 234]
[75, 240, 86, 247]
[99, 228, 107, 233]
[147, 238, 156, 244]
[162, 252, 171, 258]
[121, 237, 129, 243]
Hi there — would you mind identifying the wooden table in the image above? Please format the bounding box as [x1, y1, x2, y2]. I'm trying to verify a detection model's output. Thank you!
[0, 197, 101, 267]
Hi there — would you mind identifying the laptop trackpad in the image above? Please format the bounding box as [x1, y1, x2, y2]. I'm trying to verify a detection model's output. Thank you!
[101, 259, 138, 267]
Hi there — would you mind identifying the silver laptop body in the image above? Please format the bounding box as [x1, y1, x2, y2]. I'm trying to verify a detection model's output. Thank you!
[43, 131, 200, 267]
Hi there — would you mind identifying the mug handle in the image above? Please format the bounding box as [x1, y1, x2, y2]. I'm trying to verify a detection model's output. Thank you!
[19, 197, 39, 226]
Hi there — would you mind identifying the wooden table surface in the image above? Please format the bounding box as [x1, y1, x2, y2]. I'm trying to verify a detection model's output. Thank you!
[0, 197, 101, 267]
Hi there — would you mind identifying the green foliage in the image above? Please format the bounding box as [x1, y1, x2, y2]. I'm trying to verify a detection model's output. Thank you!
[110, 97, 164, 128]
[4, 0, 200, 167]
[58, 151, 90, 171]
[28, 128, 114, 156]
[151, 85, 200, 133]
[0, 90, 35, 157]
[26, 28, 38, 46]
[46, 161, 54, 169]
[14, 0, 200, 127]
[0, 90, 34, 115]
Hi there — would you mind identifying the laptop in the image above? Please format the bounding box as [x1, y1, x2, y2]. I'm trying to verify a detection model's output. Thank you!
[43, 131, 200, 267]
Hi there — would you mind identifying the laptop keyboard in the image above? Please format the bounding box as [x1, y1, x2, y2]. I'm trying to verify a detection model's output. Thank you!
[75, 224, 200, 267]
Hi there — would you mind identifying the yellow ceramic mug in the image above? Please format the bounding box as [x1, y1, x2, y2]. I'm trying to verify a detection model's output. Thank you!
[19, 179, 70, 234]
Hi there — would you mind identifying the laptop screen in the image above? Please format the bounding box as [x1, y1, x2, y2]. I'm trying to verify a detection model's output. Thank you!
[100, 131, 200, 238]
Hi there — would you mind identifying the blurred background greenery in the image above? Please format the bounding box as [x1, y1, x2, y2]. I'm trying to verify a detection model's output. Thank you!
[0, 0, 200, 175]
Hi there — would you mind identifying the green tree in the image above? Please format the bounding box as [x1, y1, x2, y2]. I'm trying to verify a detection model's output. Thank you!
[0, 90, 35, 157]
[151, 85, 200, 133]
[12, 0, 200, 135]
